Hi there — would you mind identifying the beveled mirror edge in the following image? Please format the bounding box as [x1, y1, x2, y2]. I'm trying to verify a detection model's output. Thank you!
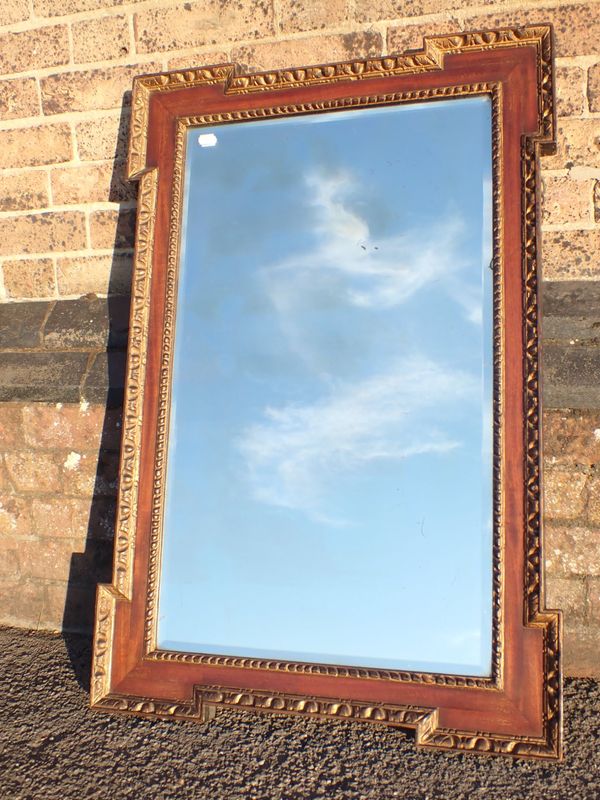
[91, 25, 562, 760]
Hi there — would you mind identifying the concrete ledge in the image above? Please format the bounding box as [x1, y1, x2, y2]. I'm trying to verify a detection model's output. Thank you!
[542, 281, 600, 410]
[0, 296, 129, 406]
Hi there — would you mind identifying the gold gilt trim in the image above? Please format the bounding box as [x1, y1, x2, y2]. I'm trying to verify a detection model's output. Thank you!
[489, 80, 504, 690]
[142, 124, 184, 653]
[112, 169, 158, 600]
[91, 169, 158, 705]
[126, 26, 553, 179]
[142, 82, 504, 693]
[128, 65, 235, 178]
[90, 585, 118, 706]
[521, 135, 562, 758]
[92, 679, 559, 759]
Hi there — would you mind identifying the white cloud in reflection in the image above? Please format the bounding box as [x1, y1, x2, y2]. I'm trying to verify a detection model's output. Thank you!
[237, 170, 486, 521]
[237, 357, 477, 523]
[265, 170, 475, 315]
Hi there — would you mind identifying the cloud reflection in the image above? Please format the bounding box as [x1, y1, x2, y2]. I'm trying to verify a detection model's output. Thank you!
[266, 171, 474, 315]
[238, 357, 477, 523]
[237, 170, 482, 522]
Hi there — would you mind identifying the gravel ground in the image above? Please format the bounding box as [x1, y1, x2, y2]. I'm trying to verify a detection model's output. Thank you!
[1, 626, 599, 800]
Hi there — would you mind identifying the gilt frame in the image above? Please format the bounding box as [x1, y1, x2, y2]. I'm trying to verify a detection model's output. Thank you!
[91, 25, 561, 759]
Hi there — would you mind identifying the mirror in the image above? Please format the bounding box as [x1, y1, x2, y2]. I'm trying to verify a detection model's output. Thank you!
[159, 97, 494, 676]
[92, 26, 562, 760]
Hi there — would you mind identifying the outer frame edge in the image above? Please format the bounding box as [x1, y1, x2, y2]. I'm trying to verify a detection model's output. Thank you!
[96, 25, 561, 761]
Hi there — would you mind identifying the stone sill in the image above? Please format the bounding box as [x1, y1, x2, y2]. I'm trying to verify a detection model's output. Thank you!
[0, 296, 129, 406]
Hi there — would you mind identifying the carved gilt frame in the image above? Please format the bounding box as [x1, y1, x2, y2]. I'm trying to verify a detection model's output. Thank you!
[91, 26, 561, 760]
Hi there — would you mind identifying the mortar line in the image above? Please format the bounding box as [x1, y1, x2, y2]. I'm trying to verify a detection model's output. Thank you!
[127, 12, 136, 58]
[0, 200, 137, 220]
[66, 18, 74, 65]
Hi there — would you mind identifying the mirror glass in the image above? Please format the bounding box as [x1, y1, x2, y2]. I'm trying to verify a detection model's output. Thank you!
[157, 96, 494, 676]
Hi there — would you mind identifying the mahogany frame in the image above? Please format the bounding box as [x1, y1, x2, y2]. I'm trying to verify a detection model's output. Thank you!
[91, 26, 562, 760]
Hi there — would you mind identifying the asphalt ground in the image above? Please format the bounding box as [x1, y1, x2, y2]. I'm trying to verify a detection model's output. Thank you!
[1, 626, 599, 800]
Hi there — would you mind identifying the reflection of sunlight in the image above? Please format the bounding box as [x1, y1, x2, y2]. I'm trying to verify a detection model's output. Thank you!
[198, 133, 218, 147]
[237, 357, 478, 523]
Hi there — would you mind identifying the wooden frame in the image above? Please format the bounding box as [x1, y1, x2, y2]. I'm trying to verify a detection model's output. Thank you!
[91, 26, 562, 759]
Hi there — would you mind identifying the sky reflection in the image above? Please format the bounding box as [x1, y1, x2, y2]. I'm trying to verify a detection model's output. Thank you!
[157, 96, 494, 675]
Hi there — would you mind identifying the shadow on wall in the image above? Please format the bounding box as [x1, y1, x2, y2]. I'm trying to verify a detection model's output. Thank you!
[63, 93, 137, 691]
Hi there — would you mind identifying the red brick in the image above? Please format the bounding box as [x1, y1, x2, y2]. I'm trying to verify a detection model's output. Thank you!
[545, 525, 600, 577]
[280, 0, 350, 34]
[555, 65, 585, 117]
[562, 623, 600, 677]
[4, 451, 62, 493]
[31, 496, 115, 542]
[23, 403, 105, 451]
[0, 579, 46, 629]
[0, 538, 20, 579]
[542, 175, 592, 226]
[0, 494, 32, 537]
[0, 0, 29, 25]
[89, 208, 136, 250]
[134, 1, 275, 54]
[543, 410, 600, 468]
[387, 17, 462, 55]
[0, 25, 69, 75]
[0, 404, 24, 449]
[545, 574, 587, 618]
[543, 467, 588, 520]
[17, 538, 82, 582]
[463, 4, 600, 58]
[542, 229, 600, 280]
[0, 211, 87, 257]
[31, 497, 91, 541]
[40, 63, 162, 116]
[587, 474, 600, 525]
[61, 450, 119, 497]
[588, 577, 600, 623]
[0, 77, 39, 121]
[232, 31, 383, 72]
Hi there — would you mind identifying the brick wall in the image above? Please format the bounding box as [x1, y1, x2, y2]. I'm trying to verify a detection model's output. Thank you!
[0, 0, 599, 676]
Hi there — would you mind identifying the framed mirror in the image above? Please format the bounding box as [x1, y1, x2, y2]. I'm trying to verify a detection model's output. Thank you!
[92, 25, 562, 759]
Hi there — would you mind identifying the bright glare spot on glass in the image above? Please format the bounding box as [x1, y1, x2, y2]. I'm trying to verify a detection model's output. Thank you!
[198, 133, 218, 147]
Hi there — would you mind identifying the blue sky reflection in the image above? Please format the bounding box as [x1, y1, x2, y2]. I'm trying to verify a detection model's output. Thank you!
[157, 96, 494, 676]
